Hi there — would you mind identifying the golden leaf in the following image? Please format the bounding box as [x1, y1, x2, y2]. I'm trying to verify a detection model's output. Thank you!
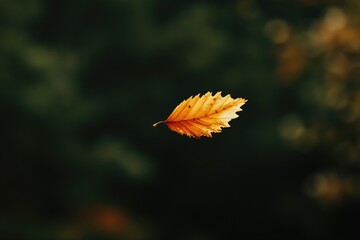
[153, 91, 247, 138]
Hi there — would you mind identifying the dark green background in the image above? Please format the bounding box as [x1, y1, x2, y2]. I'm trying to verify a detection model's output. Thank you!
[1, 0, 360, 239]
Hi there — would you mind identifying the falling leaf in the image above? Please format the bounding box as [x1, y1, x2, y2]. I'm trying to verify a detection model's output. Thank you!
[153, 91, 247, 138]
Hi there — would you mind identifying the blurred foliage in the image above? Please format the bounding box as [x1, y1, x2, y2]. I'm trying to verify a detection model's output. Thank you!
[1, 0, 360, 239]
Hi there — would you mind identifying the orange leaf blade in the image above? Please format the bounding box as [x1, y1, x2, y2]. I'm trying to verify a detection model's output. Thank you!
[153, 91, 247, 138]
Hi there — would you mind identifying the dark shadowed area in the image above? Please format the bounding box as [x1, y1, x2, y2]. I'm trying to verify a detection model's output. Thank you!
[1, 0, 360, 239]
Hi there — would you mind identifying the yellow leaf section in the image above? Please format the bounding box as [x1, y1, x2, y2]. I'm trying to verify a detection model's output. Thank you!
[153, 91, 247, 138]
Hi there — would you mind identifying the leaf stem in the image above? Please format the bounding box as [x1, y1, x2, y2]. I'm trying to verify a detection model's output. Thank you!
[153, 121, 165, 127]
